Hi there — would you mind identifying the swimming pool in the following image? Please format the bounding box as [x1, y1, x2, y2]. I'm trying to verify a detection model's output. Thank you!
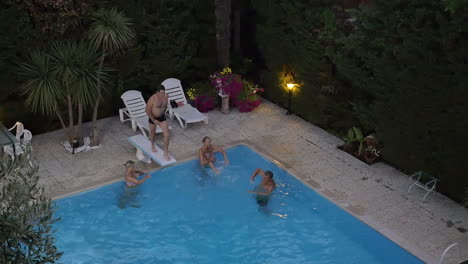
[54, 145, 423, 263]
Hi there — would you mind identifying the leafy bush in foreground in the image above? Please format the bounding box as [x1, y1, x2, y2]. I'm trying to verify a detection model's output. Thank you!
[0, 147, 62, 263]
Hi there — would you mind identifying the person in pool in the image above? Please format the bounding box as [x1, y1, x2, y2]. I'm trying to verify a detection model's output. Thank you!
[248, 168, 277, 207]
[199, 136, 229, 174]
[124, 160, 151, 187]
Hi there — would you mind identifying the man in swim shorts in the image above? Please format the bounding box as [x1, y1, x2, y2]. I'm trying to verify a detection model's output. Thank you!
[247, 168, 276, 207]
[146, 85, 171, 161]
[199, 136, 229, 174]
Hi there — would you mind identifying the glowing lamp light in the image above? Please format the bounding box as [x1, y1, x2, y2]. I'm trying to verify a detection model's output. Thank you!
[286, 83, 296, 115]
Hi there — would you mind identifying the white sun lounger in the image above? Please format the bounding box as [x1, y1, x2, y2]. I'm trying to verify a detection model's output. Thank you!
[161, 78, 208, 129]
[3, 122, 33, 158]
[119, 90, 171, 138]
[128, 135, 176, 166]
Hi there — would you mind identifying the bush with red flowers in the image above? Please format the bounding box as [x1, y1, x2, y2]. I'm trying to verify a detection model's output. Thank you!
[210, 67, 264, 112]
[210, 67, 243, 98]
[193, 95, 216, 113]
[233, 79, 264, 112]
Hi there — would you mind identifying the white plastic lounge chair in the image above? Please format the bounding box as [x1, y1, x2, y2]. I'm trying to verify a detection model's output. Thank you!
[3, 122, 32, 157]
[119, 90, 171, 138]
[128, 134, 176, 166]
[161, 78, 208, 129]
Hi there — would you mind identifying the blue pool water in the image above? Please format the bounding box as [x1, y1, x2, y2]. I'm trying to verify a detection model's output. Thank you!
[54, 145, 423, 264]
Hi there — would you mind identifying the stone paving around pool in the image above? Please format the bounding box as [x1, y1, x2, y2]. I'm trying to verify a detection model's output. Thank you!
[32, 100, 467, 264]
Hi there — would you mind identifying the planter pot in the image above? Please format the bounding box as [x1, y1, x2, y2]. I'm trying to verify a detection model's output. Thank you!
[220, 94, 230, 114]
[363, 152, 378, 164]
[338, 144, 381, 165]
[364, 134, 378, 147]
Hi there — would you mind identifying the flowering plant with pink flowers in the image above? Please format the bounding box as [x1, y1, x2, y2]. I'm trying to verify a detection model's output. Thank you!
[210, 67, 264, 112]
[193, 95, 216, 113]
[210, 67, 242, 98]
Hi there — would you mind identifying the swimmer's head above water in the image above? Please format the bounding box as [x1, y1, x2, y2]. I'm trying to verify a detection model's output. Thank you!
[202, 136, 212, 146]
[265, 171, 273, 179]
[124, 160, 135, 169]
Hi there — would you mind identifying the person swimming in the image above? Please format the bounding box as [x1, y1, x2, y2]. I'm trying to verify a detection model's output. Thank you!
[247, 168, 277, 207]
[119, 161, 151, 209]
[124, 160, 151, 187]
[199, 136, 229, 174]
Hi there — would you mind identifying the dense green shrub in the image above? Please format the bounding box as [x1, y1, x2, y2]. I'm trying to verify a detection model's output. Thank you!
[96, 0, 217, 98]
[253, 0, 468, 201]
[333, 0, 468, 201]
[252, 0, 357, 132]
[1, 0, 218, 133]
[0, 147, 62, 263]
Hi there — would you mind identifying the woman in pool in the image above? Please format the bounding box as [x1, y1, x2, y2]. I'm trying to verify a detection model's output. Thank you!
[124, 160, 151, 187]
[199, 136, 229, 174]
[119, 160, 151, 209]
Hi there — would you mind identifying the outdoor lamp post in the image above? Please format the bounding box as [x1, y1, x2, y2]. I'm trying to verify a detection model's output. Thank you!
[286, 83, 296, 115]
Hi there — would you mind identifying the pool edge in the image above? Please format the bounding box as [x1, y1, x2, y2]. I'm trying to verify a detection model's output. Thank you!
[52, 139, 435, 264]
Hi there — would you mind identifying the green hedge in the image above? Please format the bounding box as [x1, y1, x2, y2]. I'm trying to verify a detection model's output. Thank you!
[253, 0, 468, 201]
[0, 0, 218, 133]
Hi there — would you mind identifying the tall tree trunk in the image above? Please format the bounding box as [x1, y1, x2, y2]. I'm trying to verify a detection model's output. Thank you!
[90, 52, 105, 146]
[77, 103, 83, 146]
[67, 94, 74, 141]
[55, 107, 71, 143]
[215, 0, 231, 68]
[233, 8, 240, 54]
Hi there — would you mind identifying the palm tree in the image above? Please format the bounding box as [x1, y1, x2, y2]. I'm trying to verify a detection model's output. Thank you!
[18, 42, 105, 145]
[215, 0, 232, 67]
[71, 43, 108, 143]
[88, 8, 135, 146]
[51, 41, 107, 144]
[49, 42, 78, 142]
[17, 51, 70, 141]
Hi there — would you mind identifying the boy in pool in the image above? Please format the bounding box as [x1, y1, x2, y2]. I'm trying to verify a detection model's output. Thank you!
[247, 168, 277, 207]
[124, 160, 151, 187]
[199, 136, 229, 174]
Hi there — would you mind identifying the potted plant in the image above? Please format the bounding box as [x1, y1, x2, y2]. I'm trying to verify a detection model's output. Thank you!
[342, 127, 365, 157]
[362, 135, 380, 164]
[210, 67, 242, 114]
[341, 128, 381, 165]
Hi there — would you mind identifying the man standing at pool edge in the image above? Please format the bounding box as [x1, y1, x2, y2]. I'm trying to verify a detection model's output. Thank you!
[146, 85, 171, 161]
[248, 168, 277, 206]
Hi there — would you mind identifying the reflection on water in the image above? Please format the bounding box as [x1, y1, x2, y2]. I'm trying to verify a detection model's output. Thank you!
[117, 184, 141, 209]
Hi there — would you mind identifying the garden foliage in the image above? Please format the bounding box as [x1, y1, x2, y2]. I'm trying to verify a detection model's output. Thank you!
[252, 0, 355, 130]
[0, 147, 62, 263]
[253, 0, 468, 201]
[1, 0, 467, 201]
[0, 0, 217, 133]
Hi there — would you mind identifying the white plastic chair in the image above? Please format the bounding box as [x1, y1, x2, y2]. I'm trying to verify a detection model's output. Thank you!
[3, 122, 32, 157]
[119, 90, 171, 138]
[407, 171, 438, 201]
[161, 78, 208, 129]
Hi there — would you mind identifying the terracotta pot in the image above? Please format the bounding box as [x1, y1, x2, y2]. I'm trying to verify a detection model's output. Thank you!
[363, 152, 377, 164]
[364, 135, 378, 147]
